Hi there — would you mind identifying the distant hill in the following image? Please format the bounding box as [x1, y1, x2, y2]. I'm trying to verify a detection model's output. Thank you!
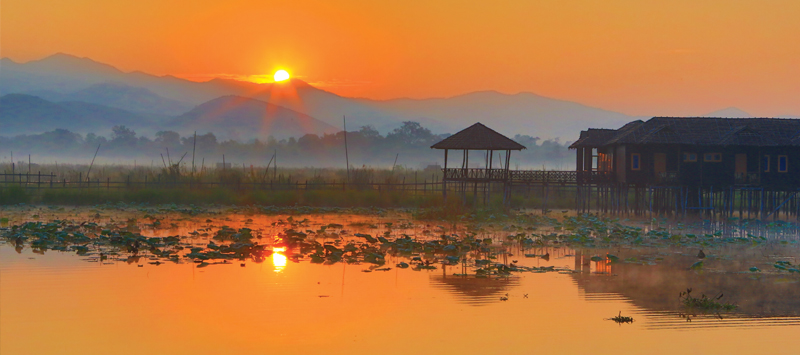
[0, 54, 122, 95]
[1, 53, 648, 139]
[362, 91, 635, 140]
[0, 94, 156, 135]
[29, 82, 192, 116]
[170, 96, 338, 140]
[0, 93, 157, 135]
[704, 107, 752, 118]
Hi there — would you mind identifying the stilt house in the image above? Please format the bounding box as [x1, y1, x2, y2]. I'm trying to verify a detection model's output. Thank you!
[570, 117, 800, 188]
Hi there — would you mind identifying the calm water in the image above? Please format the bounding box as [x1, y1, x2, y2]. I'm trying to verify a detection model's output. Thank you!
[2, 206, 800, 354]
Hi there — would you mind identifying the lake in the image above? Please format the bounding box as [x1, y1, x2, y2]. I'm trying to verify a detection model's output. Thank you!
[2, 205, 800, 354]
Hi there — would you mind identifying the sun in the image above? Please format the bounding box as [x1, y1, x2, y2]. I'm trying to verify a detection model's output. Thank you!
[273, 70, 290, 82]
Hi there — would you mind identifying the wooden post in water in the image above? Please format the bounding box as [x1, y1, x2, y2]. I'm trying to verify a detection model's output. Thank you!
[415, 171, 417, 196]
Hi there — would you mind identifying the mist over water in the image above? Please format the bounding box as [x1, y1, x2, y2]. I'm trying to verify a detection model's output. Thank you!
[0, 123, 574, 170]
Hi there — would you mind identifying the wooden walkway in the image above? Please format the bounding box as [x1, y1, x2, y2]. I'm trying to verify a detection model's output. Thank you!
[443, 168, 613, 185]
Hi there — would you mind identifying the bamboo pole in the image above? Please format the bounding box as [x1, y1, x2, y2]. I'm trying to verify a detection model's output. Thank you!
[86, 144, 101, 181]
[344, 116, 350, 183]
[192, 131, 197, 175]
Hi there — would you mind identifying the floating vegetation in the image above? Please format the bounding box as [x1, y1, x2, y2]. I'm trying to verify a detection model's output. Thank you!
[773, 261, 800, 273]
[607, 311, 634, 324]
[3, 203, 800, 323]
[679, 288, 737, 311]
[690, 261, 704, 270]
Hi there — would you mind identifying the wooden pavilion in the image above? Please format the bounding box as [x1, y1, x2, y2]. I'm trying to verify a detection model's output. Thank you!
[431, 122, 526, 204]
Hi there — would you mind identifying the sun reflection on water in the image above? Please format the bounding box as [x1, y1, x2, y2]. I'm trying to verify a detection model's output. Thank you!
[272, 247, 287, 273]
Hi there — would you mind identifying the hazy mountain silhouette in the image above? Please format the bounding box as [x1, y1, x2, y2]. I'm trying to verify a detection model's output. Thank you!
[28, 82, 192, 116]
[363, 91, 635, 140]
[0, 54, 400, 130]
[170, 96, 338, 140]
[1, 53, 646, 139]
[0, 54, 123, 94]
[0, 94, 153, 135]
[704, 107, 751, 118]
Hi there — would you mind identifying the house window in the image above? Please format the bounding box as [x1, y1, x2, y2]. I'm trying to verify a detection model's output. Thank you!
[631, 153, 641, 171]
[778, 155, 788, 173]
[598, 153, 613, 171]
[763, 155, 770, 172]
[704, 153, 722, 162]
[683, 152, 697, 162]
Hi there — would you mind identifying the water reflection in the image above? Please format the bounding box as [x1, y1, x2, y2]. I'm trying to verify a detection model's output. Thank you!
[430, 274, 520, 306]
[3, 205, 800, 335]
[272, 247, 287, 272]
[568, 246, 800, 328]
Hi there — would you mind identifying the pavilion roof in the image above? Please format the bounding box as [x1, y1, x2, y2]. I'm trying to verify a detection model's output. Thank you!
[431, 122, 526, 150]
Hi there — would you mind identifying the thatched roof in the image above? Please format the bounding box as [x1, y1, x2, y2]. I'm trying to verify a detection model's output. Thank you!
[570, 117, 800, 148]
[431, 122, 526, 150]
[569, 128, 620, 148]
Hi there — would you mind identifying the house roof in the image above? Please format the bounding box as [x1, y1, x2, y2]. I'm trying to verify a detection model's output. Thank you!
[431, 122, 526, 150]
[569, 117, 800, 148]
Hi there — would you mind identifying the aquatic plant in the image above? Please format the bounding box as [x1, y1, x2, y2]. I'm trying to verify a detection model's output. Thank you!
[607, 311, 634, 324]
[679, 288, 737, 311]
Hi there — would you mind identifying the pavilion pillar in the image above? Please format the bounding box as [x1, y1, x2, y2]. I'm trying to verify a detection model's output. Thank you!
[443, 149, 448, 199]
[576, 147, 584, 184]
[505, 150, 511, 205]
[505, 150, 511, 178]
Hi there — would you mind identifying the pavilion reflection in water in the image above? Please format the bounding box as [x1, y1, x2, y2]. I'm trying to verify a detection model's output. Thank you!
[429, 265, 520, 306]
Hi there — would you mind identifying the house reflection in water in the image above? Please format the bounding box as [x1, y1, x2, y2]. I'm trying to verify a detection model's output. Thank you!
[569, 246, 800, 327]
[572, 250, 611, 274]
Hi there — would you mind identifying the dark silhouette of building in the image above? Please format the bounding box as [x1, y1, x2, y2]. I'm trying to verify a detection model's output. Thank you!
[570, 117, 800, 189]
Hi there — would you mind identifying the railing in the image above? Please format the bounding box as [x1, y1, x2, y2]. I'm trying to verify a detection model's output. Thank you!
[735, 172, 760, 185]
[443, 168, 508, 181]
[443, 169, 612, 185]
[576, 171, 614, 185]
[656, 171, 679, 184]
[0, 173, 446, 195]
[512, 170, 577, 184]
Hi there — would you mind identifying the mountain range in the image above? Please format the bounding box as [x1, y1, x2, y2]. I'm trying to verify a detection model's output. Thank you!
[0, 94, 154, 135]
[170, 95, 337, 140]
[5, 52, 764, 141]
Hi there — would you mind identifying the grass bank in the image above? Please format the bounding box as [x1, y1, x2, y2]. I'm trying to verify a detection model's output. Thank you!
[0, 185, 450, 208]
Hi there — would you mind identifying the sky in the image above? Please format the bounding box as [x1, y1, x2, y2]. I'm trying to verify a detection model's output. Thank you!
[2, 0, 800, 117]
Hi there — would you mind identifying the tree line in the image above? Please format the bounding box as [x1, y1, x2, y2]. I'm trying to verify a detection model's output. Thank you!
[0, 121, 573, 169]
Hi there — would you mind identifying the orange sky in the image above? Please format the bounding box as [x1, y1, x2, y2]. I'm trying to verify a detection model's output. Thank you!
[2, 0, 800, 116]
